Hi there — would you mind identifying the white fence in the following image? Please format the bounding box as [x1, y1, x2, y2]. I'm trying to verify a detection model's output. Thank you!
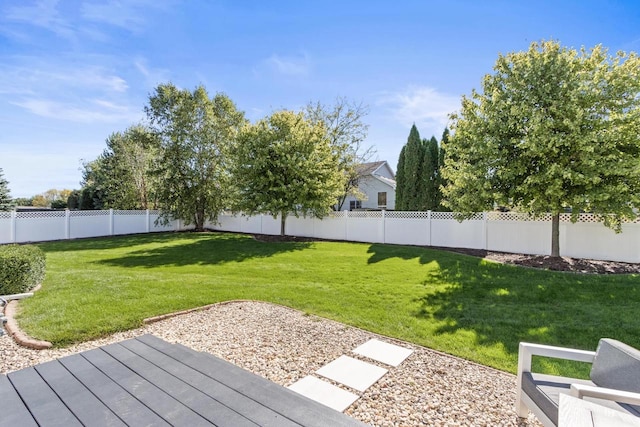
[1, 210, 638, 263]
[212, 211, 640, 263]
[0, 210, 180, 244]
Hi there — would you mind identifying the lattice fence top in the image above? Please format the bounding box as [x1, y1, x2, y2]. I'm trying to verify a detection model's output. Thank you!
[348, 210, 383, 218]
[0, 212, 11, 219]
[327, 211, 347, 218]
[385, 211, 430, 219]
[69, 210, 110, 217]
[113, 210, 147, 215]
[431, 212, 485, 221]
[16, 210, 66, 219]
[487, 212, 552, 222]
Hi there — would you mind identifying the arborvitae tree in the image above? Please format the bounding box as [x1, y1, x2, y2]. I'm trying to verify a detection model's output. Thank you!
[395, 145, 407, 210]
[420, 136, 440, 210]
[402, 124, 424, 210]
[0, 168, 14, 211]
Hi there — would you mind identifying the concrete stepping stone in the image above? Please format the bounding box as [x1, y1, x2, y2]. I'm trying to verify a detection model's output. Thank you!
[316, 355, 387, 392]
[352, 338, 413, 367]
[288, 375, 359, 412]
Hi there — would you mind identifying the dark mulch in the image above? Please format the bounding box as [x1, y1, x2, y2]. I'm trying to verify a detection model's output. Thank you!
[252, 233, 639, 274]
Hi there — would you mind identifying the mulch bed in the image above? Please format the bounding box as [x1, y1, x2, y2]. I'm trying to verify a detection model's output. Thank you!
[252, 233, 640, 274]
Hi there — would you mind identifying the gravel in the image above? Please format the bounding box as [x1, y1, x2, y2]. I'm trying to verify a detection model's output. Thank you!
[1, 301, 541, 426]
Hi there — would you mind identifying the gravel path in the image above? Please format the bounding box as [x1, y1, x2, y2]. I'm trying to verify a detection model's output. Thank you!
[1, 301, 540, 426]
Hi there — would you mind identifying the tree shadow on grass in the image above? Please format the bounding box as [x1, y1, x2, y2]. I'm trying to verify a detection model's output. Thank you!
[38, 232, 183, 253]
[414, 255, 640, 360]
[95, 232, 312, 268]
[367, 243, 640, 371]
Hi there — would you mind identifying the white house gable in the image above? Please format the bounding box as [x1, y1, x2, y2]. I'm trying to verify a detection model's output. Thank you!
[342, 161, 396, 211]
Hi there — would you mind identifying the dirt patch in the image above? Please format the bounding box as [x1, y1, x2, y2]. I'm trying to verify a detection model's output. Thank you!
[252, 233, 639, 274]
[428, 247, 640, 274]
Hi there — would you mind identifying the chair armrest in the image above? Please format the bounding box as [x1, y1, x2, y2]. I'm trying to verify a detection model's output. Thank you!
[570, 383, 640, 406]
[518, 342, 596, 376]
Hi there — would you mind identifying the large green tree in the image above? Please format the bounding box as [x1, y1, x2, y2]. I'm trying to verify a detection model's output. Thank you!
[395, 145, 407, 209]
[305, 97, 373, 210]
[0, 168, 14, 211]
[145, 83, 245, 231]
[84, 125, 159, 210]
[442, 40, 640, 256]
[232, 110, 343, 236]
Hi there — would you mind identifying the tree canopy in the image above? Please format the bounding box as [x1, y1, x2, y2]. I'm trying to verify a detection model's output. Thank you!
[145, 83, 246, 231]
[305, 97, 373, 210]
[232, 110, 343, 235]
[0, 168, 14, 211]
[442, 40, 640, 256]
[81, 125, 159, 210]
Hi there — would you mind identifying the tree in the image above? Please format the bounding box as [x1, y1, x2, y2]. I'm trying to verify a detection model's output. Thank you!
[232, 110, 343, 236]
[395, 145, 407, 210]
[442, 40, 640, 256]
[145, 83, 245, 231]
[305, 97, 374, 210]
[422, 136, 441, 210]
[82, 125, 159, 210]
[401, 125, 424, 210]
[0, 168, 14, 211]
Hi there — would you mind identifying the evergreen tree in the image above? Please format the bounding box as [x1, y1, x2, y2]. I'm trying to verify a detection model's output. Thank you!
[395, 145, 407, 210]
[402, 124, 423, 210]
[438, 128, 450, 211]
[425, 136, 441, 210]
[0, 168, 15, 211]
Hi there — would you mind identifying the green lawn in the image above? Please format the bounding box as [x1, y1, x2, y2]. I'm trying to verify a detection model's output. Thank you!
[16, 232, 640, 376]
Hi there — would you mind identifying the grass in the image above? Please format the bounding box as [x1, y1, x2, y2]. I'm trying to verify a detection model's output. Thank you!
[15, 231, 640, 376]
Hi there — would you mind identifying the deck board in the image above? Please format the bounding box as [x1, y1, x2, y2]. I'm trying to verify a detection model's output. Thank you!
[7, 366, 83, 426]
[58, 353, 171, 427]
[137, 334, 366, 427]
[119, 338, 301, 427]
[34, 360, 127, 427]
[0, 375, 38, 427]
[2, 334, 367, 427]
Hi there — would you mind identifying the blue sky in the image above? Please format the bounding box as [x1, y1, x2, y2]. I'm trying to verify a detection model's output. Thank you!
[1, 0, 639, 198]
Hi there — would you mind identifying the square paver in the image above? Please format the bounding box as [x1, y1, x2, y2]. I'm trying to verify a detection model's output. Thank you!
[352, 338, 413, 367]
[288, 376, 359, 412]
[316, 355, 387, 392]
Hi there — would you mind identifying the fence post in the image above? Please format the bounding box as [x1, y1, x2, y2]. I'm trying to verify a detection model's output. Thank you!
[483, 211, 488, 250]
[145, 209, 150, 233]
[428, 210, 432, 246]
[381, 210, 386, 244]
[344, 210, 349, 241]
[10, 210, 17, 243]
[109, 209, 114, 236]
[65, 209, 70, 240]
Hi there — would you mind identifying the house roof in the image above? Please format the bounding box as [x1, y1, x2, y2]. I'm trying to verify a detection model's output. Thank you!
[373, 175, 396, 189]
[356, 161, 387, 176]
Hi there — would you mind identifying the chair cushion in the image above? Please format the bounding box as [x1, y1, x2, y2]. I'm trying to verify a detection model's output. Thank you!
[591, 339, 640, 394]
[523, 372, 640, 426]
[522, 372, 594, 426]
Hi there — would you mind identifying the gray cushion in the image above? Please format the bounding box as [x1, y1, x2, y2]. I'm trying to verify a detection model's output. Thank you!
[591, 339, 640, 393]
[522, 372, 594, 426]
[523, 372, 640, 426]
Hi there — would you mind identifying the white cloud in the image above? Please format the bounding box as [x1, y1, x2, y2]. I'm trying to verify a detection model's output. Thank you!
[4, 0, 76, 40]
[377, 86, 460, 132]
[12, 98, 141, 123]
[264, 53, 311, 76]
[81, 0, 172, 30]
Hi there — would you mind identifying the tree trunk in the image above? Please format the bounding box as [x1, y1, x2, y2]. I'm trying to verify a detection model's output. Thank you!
[195, 209, 205, 232]
[551, 212, 560, 257]
[280, 212, 286, 236]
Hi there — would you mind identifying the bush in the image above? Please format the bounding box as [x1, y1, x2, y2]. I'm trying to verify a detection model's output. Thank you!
[0, 245, 46, 295]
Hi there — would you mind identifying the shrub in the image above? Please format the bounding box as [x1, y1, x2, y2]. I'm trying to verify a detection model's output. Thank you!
[0, 245, 46, 295]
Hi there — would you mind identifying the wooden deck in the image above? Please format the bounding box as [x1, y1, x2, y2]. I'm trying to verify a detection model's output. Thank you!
[0, 334, 367, 427]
